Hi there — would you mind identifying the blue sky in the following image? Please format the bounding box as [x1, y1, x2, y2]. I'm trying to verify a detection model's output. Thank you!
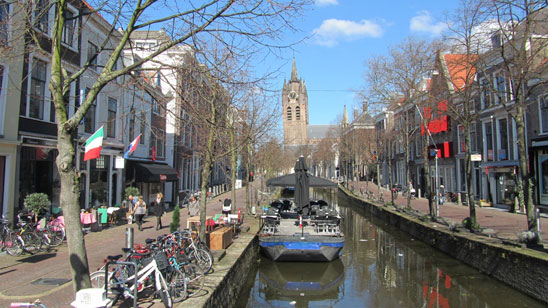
[274, 0, 459, 126]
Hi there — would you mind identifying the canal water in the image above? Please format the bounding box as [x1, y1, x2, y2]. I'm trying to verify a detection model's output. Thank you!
[236, 190, 545, 307]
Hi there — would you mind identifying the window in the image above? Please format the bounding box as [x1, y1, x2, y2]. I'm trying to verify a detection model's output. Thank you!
[295, 106, 301, 120]
[29, 59, 47, 119]
[540, 94, 548, 134]
[84, 88, 96, 133]
[497, 118, 508, 160]
[129, 109, 135, 141]
[458, 125, 465, 153]
[0, 1, 9, 44]
[62, 10, 74, 46]
[494, 74, 506, 104]
[152, 97, 159, 114]
[480, 78, 490, 109]
[140, 111, 146, 144]
[87, 41, 98, 70]
[156, 72, 162, 89]
[286, 107, 292, 121]
[34, 0, 48, 33]
[107, 97, 117, 138]
[470, 123, 477, 152]
[157, 129, 165, 158]
[484, 121, 494, 161]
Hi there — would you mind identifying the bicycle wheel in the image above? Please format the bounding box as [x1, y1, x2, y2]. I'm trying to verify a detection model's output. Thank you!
[194, 248, 213, 274]
[157, 271, 173, 308]
[182, 263, 204, 297]
[167, 268, 187, 303]
[4, 232, 23, 256]
[47, 225, 65, 246]
[21, 232, 40, 254]
[91, 270, 122, 305]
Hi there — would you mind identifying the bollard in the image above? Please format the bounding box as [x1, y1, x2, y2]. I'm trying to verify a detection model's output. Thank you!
[125, 227, 134, 254]
[418, 188, 421, 199]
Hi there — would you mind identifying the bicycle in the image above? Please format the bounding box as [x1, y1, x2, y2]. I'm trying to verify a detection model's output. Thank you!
[10, 299, 46, 308]
[1, 218, 24, 256]
[42, 215, 65, 247]
[16, 219, 50, 254]
[91, 249, 173, 308]
[174, 230, 213, 274]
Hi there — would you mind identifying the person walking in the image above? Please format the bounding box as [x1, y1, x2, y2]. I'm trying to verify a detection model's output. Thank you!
[154, 192, 165, 230]
[133, 195, 147, 231]
[188, 196, 199, 217]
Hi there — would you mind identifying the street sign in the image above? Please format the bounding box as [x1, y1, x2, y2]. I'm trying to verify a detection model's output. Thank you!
[471, 154, 482, 161]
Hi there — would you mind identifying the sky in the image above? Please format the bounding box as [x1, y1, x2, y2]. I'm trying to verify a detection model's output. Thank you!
[272, 0, 460, 126]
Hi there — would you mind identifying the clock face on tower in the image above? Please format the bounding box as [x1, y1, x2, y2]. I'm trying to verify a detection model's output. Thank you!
[288, 91, 298, 100]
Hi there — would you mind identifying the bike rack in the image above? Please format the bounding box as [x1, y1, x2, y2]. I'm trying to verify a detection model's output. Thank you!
[105, 260, 138, 308]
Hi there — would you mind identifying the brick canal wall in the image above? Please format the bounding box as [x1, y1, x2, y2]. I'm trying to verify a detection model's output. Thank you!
[339, 186, 548, 304]
[191, 219, 259, 308]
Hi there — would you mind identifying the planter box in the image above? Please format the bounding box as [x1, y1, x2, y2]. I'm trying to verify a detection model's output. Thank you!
[208, 226, 233, 250]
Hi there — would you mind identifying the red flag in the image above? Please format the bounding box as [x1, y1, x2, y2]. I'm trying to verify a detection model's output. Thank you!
[152, 146, 156, 161]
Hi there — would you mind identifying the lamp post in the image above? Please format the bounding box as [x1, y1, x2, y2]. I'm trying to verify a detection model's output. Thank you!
[415, 105, 440, 217]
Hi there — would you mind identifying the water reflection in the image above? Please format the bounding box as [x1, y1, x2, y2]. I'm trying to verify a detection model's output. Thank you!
[238, 191, 545, 307]
[258, 258, 344, 307]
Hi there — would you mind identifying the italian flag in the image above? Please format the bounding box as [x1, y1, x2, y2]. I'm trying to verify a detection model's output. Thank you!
[84, 126, 104, 161]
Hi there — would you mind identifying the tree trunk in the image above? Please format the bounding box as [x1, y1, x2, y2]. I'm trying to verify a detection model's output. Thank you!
[515, 104, 540, 243]
[199, 103, 217, 243]
[246, 141, 252, 215]
[405, 112, 412, 209]
[230, 116, 237, 212]
[464, 124, 477, 226]
[57, 129, 91, 291]
[388, 140, 394, 205]
[423, 129, 434, 217]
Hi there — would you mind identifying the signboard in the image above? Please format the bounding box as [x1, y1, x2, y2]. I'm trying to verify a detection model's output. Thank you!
[115, 156, 125, 169]
[471, 154, 482, 161]
[160, 174, 167, 181]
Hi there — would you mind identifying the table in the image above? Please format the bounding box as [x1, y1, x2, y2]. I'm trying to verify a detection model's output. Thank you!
[187, 216, 212, 230]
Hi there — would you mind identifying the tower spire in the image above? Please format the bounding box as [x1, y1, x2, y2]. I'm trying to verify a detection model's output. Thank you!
[291, 58, 298, 81]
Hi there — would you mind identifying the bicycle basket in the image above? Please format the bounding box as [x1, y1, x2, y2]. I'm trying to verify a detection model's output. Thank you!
[154, 251, 169, 271]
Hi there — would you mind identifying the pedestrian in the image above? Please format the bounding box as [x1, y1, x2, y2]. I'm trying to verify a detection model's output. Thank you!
[188, 196, 199, 217]
[133, 195, 147, 231]
[154, 192, 165, 230]
[222, 198, 232, 216]
[123, 195, 134, 224]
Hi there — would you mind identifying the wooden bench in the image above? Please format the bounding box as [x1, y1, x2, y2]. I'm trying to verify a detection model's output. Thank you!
[208, 226, 233, 250]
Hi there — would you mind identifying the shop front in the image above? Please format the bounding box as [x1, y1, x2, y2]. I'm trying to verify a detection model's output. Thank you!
[480, 161, 519, 208]
[532, 139, 548, 211]
[125, 160, 178, 206]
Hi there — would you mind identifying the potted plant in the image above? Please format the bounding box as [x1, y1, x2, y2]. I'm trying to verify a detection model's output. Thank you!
[24, 193, 51, 221]
[125, 186, 140, 199]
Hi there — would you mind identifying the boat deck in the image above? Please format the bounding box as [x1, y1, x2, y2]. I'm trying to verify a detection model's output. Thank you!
[263, 214, 341, 237]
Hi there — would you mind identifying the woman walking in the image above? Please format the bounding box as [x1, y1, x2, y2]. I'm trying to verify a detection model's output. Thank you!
[133, 195, 147, 231]
[154, 192, 165, 230]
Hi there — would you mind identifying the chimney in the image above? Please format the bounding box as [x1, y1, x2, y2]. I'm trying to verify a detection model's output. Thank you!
[353, 107, 359, 121]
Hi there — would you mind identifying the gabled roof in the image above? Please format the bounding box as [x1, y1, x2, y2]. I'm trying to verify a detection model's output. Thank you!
[443, 54, 478, 90]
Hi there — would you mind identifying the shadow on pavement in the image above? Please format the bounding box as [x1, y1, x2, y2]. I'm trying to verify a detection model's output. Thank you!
[18, 252, 57, 263]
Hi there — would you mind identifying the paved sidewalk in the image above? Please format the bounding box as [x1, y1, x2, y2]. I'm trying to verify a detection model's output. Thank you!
[346, 181, 548, 248]
[0, 184, 257, 308]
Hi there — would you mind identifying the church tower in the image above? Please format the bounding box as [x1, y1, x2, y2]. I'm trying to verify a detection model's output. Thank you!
[282, 59, 308, 146]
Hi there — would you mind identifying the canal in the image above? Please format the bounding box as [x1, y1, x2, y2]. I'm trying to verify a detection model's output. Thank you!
[236, 190, 545, 307]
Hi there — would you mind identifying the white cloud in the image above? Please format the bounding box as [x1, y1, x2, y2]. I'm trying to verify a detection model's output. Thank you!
[410, 11, 447, 36]
[313, 19, 384, 47]
[315, 0, 338, 6]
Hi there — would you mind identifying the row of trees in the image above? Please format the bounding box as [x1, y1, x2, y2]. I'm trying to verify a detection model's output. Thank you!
[2, 0, 314, 292]
[362, 0, 546, 245]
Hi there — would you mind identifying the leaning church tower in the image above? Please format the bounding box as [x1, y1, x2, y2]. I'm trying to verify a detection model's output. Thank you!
[282, 59, 308, 146]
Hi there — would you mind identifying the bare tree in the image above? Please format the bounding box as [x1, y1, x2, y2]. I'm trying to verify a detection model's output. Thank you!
[469, 0, 547, 243]
[365, 37, 438, 214]
[20, 0, 312, 291]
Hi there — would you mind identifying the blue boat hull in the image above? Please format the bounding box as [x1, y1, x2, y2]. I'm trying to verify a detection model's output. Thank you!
[259, 235, 344, 262]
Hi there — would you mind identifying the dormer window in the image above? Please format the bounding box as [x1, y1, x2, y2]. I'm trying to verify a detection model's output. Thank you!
[491, 32, 502, 48]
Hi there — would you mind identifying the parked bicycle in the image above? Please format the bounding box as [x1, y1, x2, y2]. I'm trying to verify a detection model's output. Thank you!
[16, 214, 50, 254]
[90, 247, 172, 308]
[10, 299, 47, 308]
[1, 218, 24, 256]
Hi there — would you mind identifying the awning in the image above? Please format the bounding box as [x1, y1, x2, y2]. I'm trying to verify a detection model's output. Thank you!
[127, 161, 178, 182]
[479, 161, 519, 168]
